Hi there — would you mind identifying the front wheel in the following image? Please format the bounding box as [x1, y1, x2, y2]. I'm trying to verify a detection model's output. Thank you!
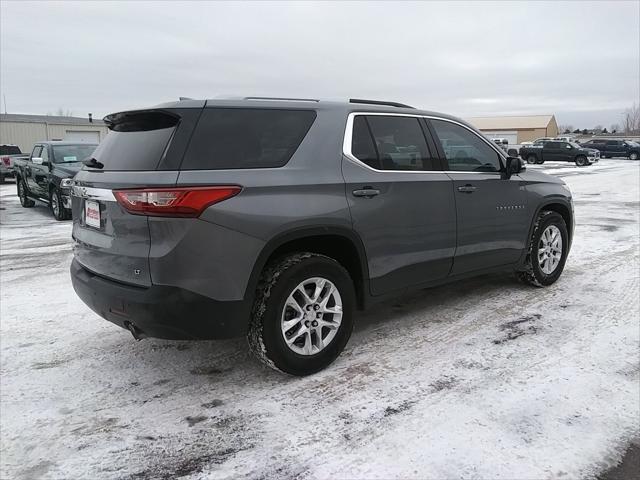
[575, 156, 588, 166]
[248, 252, 355, 376]
[526, 155, 538, 164]
[50, 187, 70, 220]
[17, 179, 35, 208]
[517, 211, 569, 287]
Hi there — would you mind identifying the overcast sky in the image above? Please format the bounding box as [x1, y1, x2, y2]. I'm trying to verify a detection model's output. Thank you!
[1, 1, 638, 128]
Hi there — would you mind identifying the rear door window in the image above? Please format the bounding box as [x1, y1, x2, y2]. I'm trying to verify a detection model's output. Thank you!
[92, 111, 179, 171]
[181, 108, 316, 170]
[350, 115, 437, 171]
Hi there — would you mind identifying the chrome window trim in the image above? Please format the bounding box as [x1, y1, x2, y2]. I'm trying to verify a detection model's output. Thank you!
[342, 111, 506, 175]
[71, 186, 116, 202]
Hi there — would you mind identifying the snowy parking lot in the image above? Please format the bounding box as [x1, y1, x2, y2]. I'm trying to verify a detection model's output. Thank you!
[1, 159, 639, 479]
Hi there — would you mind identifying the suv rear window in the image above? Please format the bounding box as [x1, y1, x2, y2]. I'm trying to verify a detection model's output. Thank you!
[181, 108, 316, 170]
[92, 111, 179, 171]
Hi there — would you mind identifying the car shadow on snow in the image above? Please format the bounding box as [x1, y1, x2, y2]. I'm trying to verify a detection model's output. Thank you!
[97, 271, 523, 384]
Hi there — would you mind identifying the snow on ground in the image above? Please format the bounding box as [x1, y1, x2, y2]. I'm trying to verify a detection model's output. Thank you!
[1, 160, 639, 480]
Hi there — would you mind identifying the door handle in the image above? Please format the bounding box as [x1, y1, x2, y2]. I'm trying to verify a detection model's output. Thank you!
[352, 188, 380, 198]
[457, 184, 477, 193]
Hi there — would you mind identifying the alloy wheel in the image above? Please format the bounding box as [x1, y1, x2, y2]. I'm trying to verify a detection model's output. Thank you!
[538, 225, 563, 274]
[280, 277, 343, 355]
[51, 192, 59, 217]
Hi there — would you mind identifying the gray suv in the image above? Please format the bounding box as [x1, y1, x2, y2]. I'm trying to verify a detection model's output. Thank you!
[70, 97, 574, 375]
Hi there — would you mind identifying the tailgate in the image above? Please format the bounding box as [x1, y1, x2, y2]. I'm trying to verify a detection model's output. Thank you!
[71, 108, 200, 286]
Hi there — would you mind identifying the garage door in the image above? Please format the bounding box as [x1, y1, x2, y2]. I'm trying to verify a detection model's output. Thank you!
[482, 131, 518, 145]
[64, 130, 100, 143]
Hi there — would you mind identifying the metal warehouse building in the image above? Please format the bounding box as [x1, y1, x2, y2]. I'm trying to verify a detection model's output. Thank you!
[0, 114, 108, 153]
[467, 115, 559, 145]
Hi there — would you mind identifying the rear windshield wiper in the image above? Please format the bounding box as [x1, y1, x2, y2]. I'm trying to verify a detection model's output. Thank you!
[83, 157, 104, 169]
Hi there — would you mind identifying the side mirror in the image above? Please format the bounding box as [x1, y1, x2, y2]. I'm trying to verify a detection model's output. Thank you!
[504, 156, 525, 179]
[32, 157, 43, 165]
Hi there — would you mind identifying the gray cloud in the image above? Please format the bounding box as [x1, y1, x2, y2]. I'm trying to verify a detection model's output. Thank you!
[1, 1, 638, 128]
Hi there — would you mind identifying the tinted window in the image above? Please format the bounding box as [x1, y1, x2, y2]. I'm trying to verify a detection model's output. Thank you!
[545, 141, 562, 148]
[0, 145, 21, 155]
[351, 116, 378, 169]
[93, 111, 179, 171]
[182, 108, 316, 170]
[606, 140, 620, 146]
[52, 144, 97, 163]
[430, 119, 502, 172]
[360, 116, 437, 171]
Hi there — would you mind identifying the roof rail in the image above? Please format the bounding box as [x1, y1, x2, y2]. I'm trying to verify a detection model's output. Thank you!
[349, 98, 415, 109]
[244, 96, 320, 103]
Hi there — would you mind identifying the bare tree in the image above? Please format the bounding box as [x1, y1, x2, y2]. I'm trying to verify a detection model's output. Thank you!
[54, 107, 74, 117]
[610, 123, 621, 133]
[622, 103, 640, 134]
[558, 124, 574, 134]
[592, 125, 604, 134]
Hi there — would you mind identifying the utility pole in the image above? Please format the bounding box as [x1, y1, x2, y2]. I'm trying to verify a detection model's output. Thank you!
[3, 94, 6, 114]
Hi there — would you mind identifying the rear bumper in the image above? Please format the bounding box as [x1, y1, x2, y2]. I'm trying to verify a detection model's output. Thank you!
[70, 259, 251, 340]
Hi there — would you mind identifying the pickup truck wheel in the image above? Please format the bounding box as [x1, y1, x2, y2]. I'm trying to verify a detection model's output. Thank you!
[526, 155, 538, 164]
[575, 156, 587, 166]
[50, 187, 70, 221]
[17, 179, 35, 208]
[517, 211, 568, 287]
[248, 252, 355, 376]
[630, 152, 639, 160]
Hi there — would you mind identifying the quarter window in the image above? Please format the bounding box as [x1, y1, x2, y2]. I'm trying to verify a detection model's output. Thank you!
[430, 119, 502, 172]
[182, 108, 316, 170]
[351, 115, 437, 171]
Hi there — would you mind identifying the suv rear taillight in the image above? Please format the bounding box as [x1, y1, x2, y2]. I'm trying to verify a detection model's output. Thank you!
[113, 186, 241, 217]
[1, 156, 10, 166]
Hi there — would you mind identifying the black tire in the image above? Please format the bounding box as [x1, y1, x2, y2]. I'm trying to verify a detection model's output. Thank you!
[535, 158, 545, 164]
[630, 152, 639, 161]
[248, 252, 355, 376]
[50, 187, 70, 220]
[575, 155, 587, 166]
[526, 155, 538, 164]
[17, 179, 35, 208]
[517, 211, 569, 287]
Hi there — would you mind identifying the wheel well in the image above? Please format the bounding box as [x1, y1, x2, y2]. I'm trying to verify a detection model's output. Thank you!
[541, 203, 573, 241]
[266, 234, 366, 309]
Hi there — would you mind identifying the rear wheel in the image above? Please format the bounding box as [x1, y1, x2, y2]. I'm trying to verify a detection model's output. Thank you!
[630, 152, 639, 160]
[575, 155, 588, 166]
[50, 187, 70, 220]
[517, 211, 569, 287]
[248, 252, 355, 376]
[17, 179, 35, 208]
[526, 155, 538, 164]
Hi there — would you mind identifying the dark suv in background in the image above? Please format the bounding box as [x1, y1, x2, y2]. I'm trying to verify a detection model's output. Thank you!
[70, 97, 574, 375]
[581, 139, 640, 160]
